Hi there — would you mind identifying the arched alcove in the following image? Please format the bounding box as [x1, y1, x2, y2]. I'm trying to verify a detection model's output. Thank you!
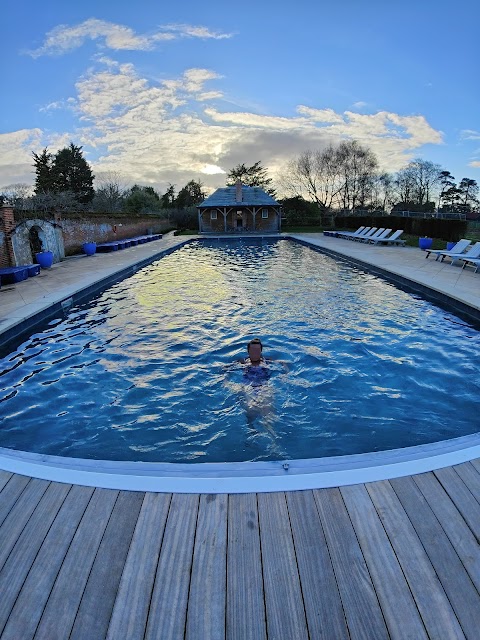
[11, 219, 65, 266]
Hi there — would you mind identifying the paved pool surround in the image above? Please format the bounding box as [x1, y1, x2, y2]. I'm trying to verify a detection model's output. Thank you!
[0, 231, 479, 492]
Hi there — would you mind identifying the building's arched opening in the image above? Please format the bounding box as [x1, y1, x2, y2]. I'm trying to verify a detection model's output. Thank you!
[29, 225, 44, 261]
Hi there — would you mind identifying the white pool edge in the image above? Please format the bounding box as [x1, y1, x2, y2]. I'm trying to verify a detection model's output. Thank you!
[1, 432, 479, 493]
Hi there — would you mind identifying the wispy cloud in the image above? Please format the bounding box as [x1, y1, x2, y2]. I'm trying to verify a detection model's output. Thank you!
[469, 161, 480, 168]
[27, 18, 233, 58]
[351, 101, 368, 109]
[461, 129, 480, 141]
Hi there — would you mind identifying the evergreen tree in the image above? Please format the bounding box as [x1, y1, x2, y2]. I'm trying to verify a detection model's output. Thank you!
[175, 180, 206, 209]
[226, 161, 276, 197]
[32, 148, 55, 194]
[51, 143, 95, 203]
[161, 184, 176, 208]
[124, 185, 161, 213]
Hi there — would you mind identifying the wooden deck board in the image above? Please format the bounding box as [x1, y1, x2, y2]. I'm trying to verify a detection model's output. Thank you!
[391, 475, 480, 639]
[1, 460, 480, 639]
[413, 472, 480, 593]
[0, 473, 30, 528]
[286, 489, 349, 639]
[69, 490, 145, 640]
[0, 485, 94, 640]
[341, 483, 429, 639]
[226, 493, 266, 640]
[0, 482, 71, 636]
[434, 466, 480, 542]
[453, 461, 480, 503]
[313, 488, 389, 640]
[144, 493, 199, 640]
[106, 493, 172, 640]
[0, 471, 12, 494]
[0, 478, 50, 573]
[33, 488, 119, 640]
[257, 491, 309, 639]
[366, 480, 465, 639]
[185, 493, 228, 640]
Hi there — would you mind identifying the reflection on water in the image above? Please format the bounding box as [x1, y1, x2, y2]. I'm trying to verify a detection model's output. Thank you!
[0, 238, 479, 463]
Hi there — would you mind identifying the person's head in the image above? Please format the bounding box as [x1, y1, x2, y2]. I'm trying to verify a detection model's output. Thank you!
[247, 338, 263, 362]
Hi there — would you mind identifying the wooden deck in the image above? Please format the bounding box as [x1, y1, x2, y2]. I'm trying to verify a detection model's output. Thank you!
[1, 461, 480, 639]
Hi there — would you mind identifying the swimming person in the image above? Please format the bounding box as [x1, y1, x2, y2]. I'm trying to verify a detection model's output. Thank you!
[239, 338, 271, 386]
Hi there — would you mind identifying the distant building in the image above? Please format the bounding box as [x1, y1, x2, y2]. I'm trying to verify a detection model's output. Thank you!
[197, 181, 282, 233]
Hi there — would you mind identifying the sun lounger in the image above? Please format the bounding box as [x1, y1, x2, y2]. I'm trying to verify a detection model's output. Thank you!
[370, 229, 405, 246]
[337, 227, 371, 239]
[358, 228, 385, 242]
[346, 227, 377, 240]
[460, 257, 480, 273]
[365, 228, 392, 243]
[324, 226, 365, 238]
[435, 241, 480, 264]
[425, 239, 471, 260]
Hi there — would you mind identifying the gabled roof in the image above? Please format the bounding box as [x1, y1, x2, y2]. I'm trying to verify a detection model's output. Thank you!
[199, 185, 278, 208]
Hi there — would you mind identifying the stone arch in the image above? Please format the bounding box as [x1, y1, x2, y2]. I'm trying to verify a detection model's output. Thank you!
[11, 219, 65, 266]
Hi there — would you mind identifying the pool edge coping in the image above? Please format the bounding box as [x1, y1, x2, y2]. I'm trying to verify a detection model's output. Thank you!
[1, 233, 479, 492]
[1, 432, 479, 493]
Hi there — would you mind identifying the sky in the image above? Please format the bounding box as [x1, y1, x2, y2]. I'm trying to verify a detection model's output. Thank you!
[1, 0, 479, 197]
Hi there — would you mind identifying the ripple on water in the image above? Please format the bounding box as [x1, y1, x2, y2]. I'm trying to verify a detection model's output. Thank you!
[0, 238, 479, 462]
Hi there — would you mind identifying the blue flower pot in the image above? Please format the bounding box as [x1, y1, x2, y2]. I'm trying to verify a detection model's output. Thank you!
[419, 238, 433, 250]
[446, 242, 456, 251]
[35, 251, 54, 269]
[82, 242, 97, 256]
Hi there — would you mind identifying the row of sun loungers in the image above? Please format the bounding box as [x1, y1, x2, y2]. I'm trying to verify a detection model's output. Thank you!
[324, 226, 406, 246]
[425, 239, 480, 272]
[95, 234, 162, 253]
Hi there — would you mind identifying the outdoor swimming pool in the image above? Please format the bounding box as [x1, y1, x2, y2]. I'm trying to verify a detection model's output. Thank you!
[1, 237, 479, 463]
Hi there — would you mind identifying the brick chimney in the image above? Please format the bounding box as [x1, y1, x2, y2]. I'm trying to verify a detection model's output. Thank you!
[235, 180, 242, 203]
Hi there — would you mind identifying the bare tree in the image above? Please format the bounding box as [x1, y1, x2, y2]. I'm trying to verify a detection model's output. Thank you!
[282, 148, 342, 214]
[93, 171, 129, 213]
[335, 140, 378, 211]
[0, 183, 33, 210]
[395, 159, 442, 208]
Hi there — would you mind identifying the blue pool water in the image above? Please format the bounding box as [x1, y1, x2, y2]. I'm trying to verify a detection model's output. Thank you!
[1, 238, 479, 463]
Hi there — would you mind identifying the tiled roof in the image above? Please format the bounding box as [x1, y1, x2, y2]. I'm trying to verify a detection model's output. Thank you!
[199, 186, 278, 207]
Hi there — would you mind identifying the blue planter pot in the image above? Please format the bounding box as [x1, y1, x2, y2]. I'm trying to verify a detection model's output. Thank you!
[82, 242, 97, 256]
[35, 251, 54, 269]
[419, 238, 433, 250]
[446, 242, 456, 251]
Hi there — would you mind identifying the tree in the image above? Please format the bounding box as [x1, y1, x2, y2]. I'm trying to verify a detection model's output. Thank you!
[394, 159, 441, 208]
[93, 171, 128, 213]
[283, 141, 379, 222]
[161, 184, 176, 209]
[51, 143, 95, 204]
[32, 148, 55, 194]
[282, 148, 342, 215]
[438, 171, 456, 209]
[226, 161, 276, 196]
[335, 140, 378, 211]
[175, 180, 206, 209]
[457, 178, 479, 209]
[123, 185, 161, 213]
[0, 183, 33, 210]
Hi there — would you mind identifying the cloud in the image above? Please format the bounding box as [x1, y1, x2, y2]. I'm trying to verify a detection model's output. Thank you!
[461, 129, 480, 140]
[0, 58, 444, 194]
[352, 101, 368, 109]
[27, 18, 233, 57]
[469, 161, 480, 168]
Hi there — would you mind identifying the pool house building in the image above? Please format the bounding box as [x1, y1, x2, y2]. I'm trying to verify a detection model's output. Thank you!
[197, 181, 282, 233]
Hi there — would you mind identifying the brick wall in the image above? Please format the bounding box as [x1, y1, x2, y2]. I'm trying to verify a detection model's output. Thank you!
[58, 215, 171, 255]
